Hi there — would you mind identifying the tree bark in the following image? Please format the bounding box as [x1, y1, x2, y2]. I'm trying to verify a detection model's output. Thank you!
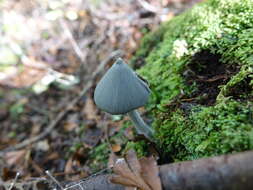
[159, 150, 253, 190]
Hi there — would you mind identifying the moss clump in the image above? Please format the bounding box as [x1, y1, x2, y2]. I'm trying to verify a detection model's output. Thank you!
[88, 123, 130, 171]
[134, 0, 253, 161]
[88, 143, 110, 171]
[157, 100, 253, 160]
[125, 140, 149, 157]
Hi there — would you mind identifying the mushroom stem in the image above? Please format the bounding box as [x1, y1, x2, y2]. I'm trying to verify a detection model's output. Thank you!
[128, 110, 154, 141]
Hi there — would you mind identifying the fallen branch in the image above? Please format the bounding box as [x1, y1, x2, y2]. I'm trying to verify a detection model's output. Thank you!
[159, 150, 253, 190]
[0, 177, 49, 190]
[60, 151, 253, 190]
[0, 50, 124, 157]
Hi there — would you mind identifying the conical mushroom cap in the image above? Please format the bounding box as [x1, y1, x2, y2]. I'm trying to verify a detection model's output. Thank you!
[94, 58, 150, 115]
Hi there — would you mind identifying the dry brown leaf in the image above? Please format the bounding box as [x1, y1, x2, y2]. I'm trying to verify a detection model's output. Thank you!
[46, 152, 59, 161]
[4, 149, 26, 166]
[65, 158, 74, 174]
[125, 187, 136, 190]
[108, 152, 119, 168]
[64, 122, 78, 131]
[113, 158, 136, 181]
[64, 113, 79, 131]
[111, 150, 153, 190]
[82, 127, 102, 148]
[112, 144, 121, 153]
[111, 175, 138, 187]
[111, 150, 162, 190]
[125, 149, 142, 174]
[2, 167, 18, 181]
[0, 57, 48, 88]
[83, 97, 97, 120]
[140, 157, 162, 190]
[125, 150, 151, 190]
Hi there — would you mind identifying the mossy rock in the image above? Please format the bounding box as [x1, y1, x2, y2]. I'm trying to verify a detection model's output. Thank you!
[134, 0, 253, 161]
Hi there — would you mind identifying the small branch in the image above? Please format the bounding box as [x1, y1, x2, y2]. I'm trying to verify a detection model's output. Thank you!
[8, 172, 20, 190]
[160, 150, 253, 190]
[0, 50, 124, 157]
[1, 177, 48, 190]
[45, 170, 64, 190]
[137, 0, 160, 13]
[60, 19, 87, 63]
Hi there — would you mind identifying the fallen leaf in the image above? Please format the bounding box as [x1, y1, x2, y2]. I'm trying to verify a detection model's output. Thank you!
[47, 152, 60, 160]
[82, 127, 102, 148]
[2, 167, 17, 181]
[65, 158, 74, 174]
[83, 97, 97, 120]
[4, 150, 26, 166]
[111, 150, 162, 190]
[139, 157, 162, 190]
[64, 113, 79, 131]
[36, 140, 50, 151]
[112, 158, 144, 188]
[125, 149, 142, 177]
[112, 144, 121, 153]
[111, 150, 151, 190]
[0, 57, 48, 88]
[126, 187, 136, 190]
[111, 175, 137, 187]
[108, 152, 118, 168]
[64, 122, 78, 131]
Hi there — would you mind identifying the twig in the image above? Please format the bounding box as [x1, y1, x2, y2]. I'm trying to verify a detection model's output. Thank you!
[137, 0, 171, 19]
[1, 177, 48, 190]
[60, 19, 87, 63]
[0, 50, 124, 157]
[46, 170, 64, 190]
[26, 103, 49, 116]
[63, 167, 112, 190]
[8, 172, 20, 190]
[137, 0, 160, 13]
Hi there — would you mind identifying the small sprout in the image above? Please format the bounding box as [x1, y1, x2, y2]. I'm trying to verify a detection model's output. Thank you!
[94, 58, 154, 141]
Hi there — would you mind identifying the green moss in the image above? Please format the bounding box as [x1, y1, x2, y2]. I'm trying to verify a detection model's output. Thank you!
[156, 100, 253, 160]
[88, 123, 130, 171]
[125, 140, 149, 157]
[89, 143, 110, 171]
[134, 0, 253, 161]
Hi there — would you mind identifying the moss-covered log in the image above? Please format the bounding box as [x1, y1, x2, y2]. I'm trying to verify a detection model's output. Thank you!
[133, 0, 253, 161]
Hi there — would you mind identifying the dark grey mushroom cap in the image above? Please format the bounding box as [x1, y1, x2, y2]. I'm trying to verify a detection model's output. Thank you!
[94, 58, 150, 115]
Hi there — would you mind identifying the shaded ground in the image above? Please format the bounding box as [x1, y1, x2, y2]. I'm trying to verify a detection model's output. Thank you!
[0, 0, 201, 189]
[185, 50, 239, 106]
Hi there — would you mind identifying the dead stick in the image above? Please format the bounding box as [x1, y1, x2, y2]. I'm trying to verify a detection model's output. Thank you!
[0, 50, 124, 157]
[159, 150, 253, 190]
[60, 19, 87, 63]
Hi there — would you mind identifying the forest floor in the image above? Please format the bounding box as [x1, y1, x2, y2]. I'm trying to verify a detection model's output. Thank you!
[0, 0, 200, 188]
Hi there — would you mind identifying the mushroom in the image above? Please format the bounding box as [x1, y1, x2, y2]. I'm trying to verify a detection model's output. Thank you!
[94, 58, 154, 141]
